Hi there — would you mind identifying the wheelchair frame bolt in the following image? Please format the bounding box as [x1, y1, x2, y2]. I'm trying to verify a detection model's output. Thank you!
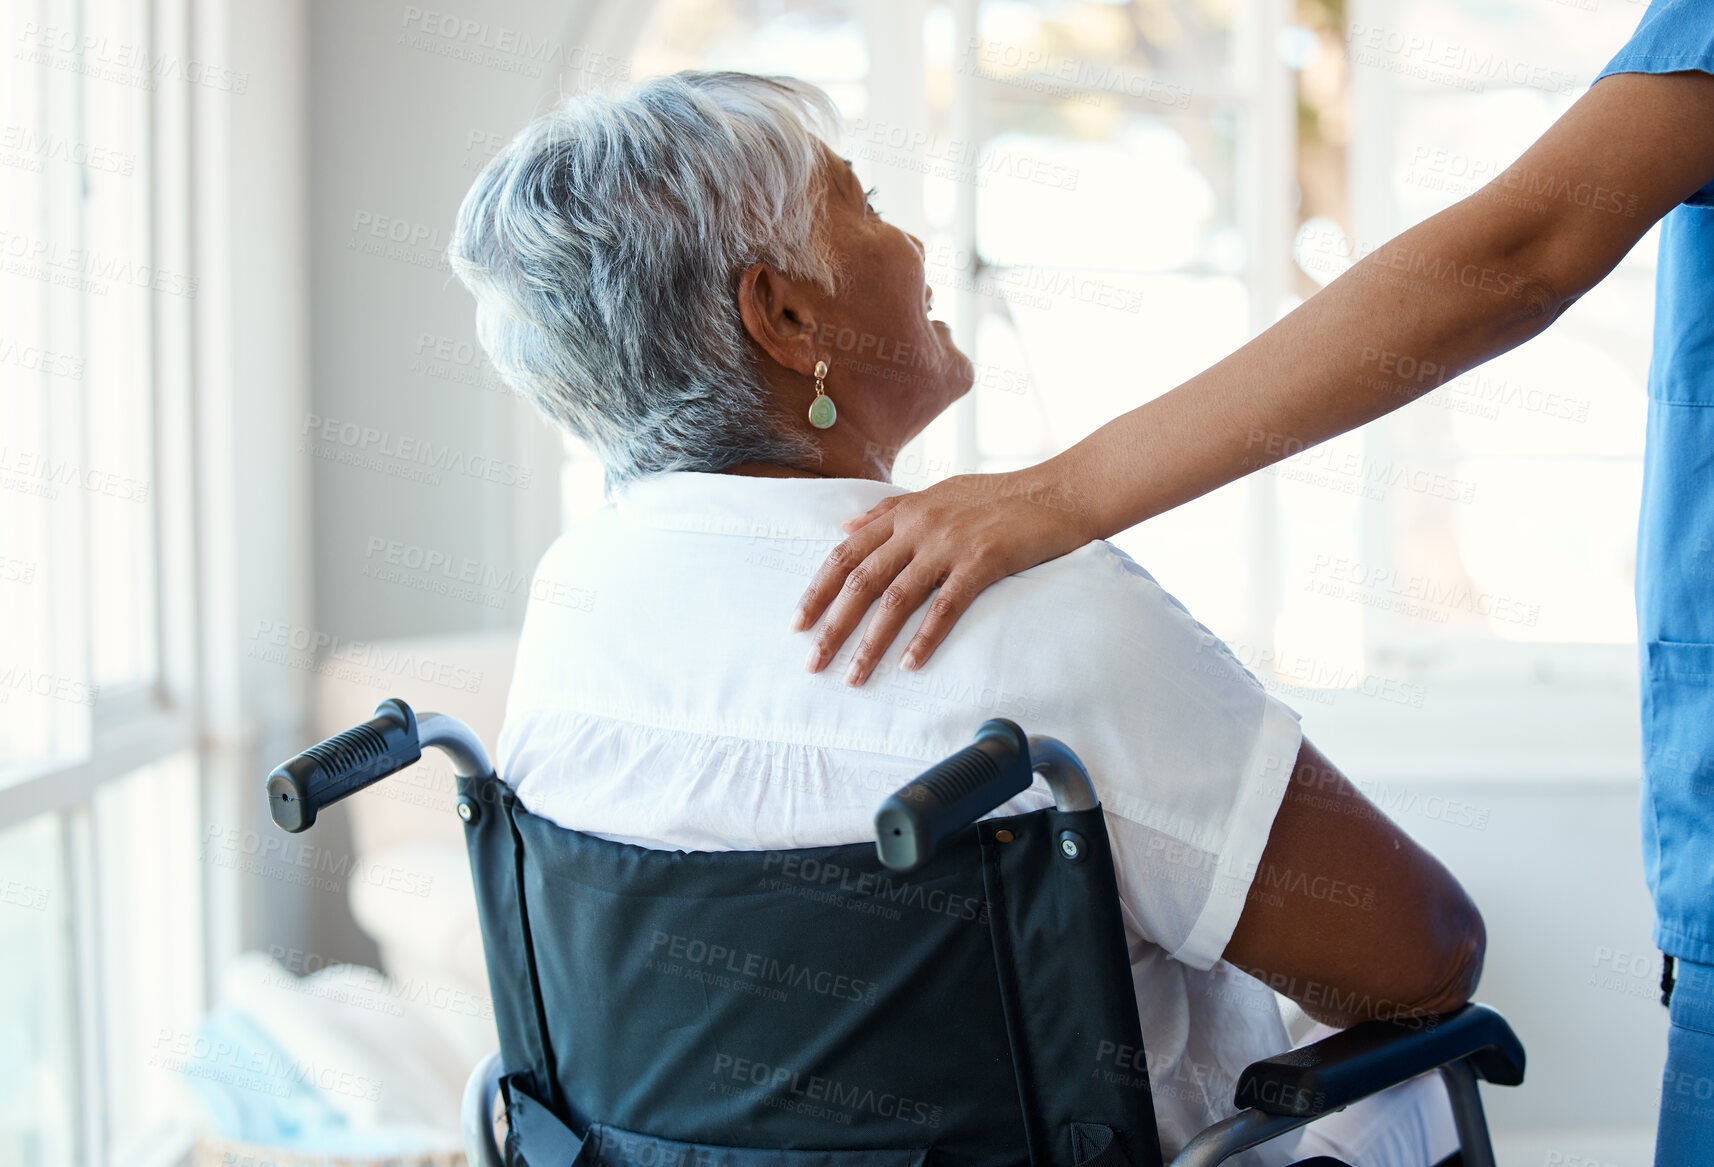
[457, 798, 479, 824]
[1058, 831, 1086, 862]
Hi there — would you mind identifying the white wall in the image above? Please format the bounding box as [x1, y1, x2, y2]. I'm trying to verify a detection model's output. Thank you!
[1407, 784, 1665, 1136]
[307, 0, 568, 646]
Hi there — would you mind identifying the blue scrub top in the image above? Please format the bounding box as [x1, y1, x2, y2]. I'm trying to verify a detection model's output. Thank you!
[1595, 0, 1714, 964]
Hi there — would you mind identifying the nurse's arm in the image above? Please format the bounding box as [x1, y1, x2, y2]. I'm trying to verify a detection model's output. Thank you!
[1072, 68, 1714, 531]
[1222, 739, 1484, 1030]
[800, 70, 1714, 684]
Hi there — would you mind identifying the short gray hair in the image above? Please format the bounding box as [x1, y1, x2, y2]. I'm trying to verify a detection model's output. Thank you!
[448, 71, 845, 491]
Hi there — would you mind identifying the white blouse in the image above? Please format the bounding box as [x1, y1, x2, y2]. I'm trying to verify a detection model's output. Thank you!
[498, 469, 1312, 1164]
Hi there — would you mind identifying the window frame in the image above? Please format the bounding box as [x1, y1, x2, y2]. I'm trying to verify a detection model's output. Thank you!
[1312, 0, 1648, 775]
[0, 0, 298, 1160]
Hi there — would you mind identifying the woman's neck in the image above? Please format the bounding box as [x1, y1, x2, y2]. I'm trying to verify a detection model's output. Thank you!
[721, 433, 897, 482]
[721, 461, 866, 481]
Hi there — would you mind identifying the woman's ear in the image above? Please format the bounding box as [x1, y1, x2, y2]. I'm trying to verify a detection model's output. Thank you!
[737, 261, 820, 377]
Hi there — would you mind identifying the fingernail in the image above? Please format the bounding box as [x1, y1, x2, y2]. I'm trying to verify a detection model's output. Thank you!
[901, 651, 918, 671]
[845, 660, 865, 686]
[789, 607, 808, 632]
[804, 646, 826, 673]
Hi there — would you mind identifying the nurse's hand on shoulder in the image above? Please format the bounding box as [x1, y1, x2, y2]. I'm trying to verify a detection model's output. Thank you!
[791, 462, 1103, 686]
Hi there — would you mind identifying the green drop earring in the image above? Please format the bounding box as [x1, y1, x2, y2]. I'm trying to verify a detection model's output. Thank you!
[807, 359, 836, 429]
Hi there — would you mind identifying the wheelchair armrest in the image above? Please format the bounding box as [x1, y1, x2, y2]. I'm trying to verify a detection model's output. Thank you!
[1233, 1002, 1525, 1119]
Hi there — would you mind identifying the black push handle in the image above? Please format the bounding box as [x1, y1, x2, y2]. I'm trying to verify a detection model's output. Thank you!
[874, 718, 1033, 872]
[267, 698, 422, 832]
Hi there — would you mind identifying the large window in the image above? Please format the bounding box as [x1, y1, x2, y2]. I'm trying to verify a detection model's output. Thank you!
[2, 1, 210, 1161]
[1279, 0, 1653, 775]
[596, 0, 1654, 779]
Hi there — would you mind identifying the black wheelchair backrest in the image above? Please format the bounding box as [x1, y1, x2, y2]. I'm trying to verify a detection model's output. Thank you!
[462, 780, 1158, 1167]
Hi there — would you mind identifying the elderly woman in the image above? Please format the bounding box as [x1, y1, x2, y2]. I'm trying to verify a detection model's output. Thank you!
[449, 71, 1481, 1167]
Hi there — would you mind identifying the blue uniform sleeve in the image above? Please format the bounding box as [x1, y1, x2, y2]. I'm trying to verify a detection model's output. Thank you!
[1597, 0, 1714, 80]
[1594, 0, 1714, 205]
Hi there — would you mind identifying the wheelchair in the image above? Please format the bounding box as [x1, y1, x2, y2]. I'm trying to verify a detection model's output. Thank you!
[266, 699, 1525, 1167]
